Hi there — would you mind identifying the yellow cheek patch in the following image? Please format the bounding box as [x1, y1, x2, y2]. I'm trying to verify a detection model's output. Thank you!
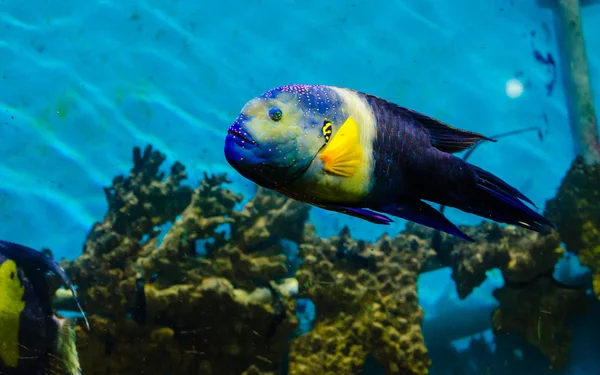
[0, 260, 25, 368]
[319, 116, 363, 177]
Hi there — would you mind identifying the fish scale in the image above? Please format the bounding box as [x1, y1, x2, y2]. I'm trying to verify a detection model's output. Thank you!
[262, 84, 342, 119]
[361, 92, 479, 203]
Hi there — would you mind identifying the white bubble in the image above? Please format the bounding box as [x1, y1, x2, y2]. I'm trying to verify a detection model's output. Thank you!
[505, 78, 524, 98]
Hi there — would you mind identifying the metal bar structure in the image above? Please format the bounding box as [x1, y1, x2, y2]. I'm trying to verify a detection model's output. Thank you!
[539, 0, 600, 165]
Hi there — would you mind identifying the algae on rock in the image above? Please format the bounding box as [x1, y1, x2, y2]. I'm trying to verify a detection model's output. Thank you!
[414, 222, 564, 298]
[56, 144, 591, 375]
[492, 276, 588, 369]
[546, 156, 600, 296]
[407, 221, 586, 370]
[290, 225, 436, 375]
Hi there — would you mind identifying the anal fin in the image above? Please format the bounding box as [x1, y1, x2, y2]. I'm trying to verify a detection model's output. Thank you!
[376, 201, 475, 241]
[317, 204, 393, 224]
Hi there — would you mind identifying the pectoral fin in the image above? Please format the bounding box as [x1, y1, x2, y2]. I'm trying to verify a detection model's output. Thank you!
[376, 201, 475, 241]
[319, 116, 363, 177]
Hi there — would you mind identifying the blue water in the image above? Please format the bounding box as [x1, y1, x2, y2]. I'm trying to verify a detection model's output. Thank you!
[1, 0, 600, 374]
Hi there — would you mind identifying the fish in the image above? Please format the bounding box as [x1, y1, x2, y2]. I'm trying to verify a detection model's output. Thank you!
[0, 240, 87, 374]
[223, 84, 554, 241]
[131, 270, 147, 325]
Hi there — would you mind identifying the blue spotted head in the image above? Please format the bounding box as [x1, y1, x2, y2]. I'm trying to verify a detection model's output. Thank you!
[224, 84, 347, 189]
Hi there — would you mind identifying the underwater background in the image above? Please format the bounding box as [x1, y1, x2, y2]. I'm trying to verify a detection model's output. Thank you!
[1, 0, 600, 374]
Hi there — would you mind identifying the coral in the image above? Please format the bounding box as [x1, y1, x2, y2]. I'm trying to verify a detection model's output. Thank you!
[55, 143, 588, 375]
[491, 276, 589, 369]
[289, 225, 436, 375]
[546, 156, 600, 296]
[75, 278, 297, 375]
[65, 145, 195, 316]
[230, 186, 309, 248]
[63, 145, 306, 375]
[407, 222, 583, 369]
[415, 222, 563, 298]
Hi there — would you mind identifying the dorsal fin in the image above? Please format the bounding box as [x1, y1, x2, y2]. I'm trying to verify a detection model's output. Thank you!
[404, 107, 496, 153]
[357, 91, 495, 153]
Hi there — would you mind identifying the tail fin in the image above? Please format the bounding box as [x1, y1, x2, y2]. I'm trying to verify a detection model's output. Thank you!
[49, 317, 82, 375]
[468, 165, 555, 234]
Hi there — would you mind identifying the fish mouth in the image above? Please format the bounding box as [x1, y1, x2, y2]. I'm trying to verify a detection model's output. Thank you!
[227, 125, 257, 149]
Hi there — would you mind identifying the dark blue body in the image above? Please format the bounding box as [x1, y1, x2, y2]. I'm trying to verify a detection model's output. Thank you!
[353, 91, 554, 239]
[363, 93, 476, 203]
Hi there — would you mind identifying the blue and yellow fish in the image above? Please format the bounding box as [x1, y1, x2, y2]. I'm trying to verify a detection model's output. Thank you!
[0, 240, 87, 375]
[224, 84, 554, 241]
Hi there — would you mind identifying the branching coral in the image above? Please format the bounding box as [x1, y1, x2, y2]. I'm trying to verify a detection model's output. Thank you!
[64, 145, 306, 375]
[230, 186, 309, 248]
[411, 222, 564, 297]
[290, 225, 437, 375]
[65, 145, 194, 316]
[407, 221, 586, 369]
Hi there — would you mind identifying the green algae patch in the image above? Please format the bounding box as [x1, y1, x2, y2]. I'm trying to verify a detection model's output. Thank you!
[113, 81, 155, 114]
[55, 91, 72, 120]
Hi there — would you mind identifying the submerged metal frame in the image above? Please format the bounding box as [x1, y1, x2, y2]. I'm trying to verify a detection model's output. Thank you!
[538, 0, 600, 165]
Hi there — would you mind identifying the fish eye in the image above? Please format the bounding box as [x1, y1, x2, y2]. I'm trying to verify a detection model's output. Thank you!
[322, 121, 332, 142]
[268, 107, 283, 121]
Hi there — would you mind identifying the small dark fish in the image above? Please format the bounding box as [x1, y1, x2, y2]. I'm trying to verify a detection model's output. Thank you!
[264, 282, 287, 338]
[532, 48, 556, 96]
[224, 85, 554, 241]
[131, 274, 147, 325]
